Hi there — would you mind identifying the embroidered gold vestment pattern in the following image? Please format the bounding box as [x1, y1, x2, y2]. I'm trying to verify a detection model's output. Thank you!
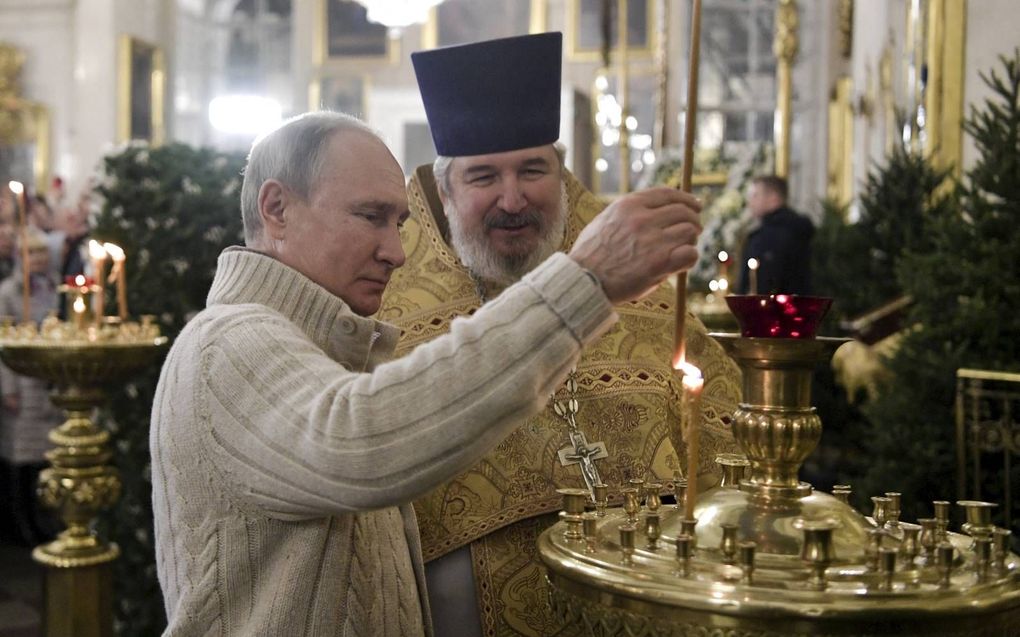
[378, 166, 741, 636]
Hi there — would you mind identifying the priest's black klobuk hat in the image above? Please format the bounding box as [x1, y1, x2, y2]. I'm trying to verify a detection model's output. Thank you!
[412, 32, 562, 157]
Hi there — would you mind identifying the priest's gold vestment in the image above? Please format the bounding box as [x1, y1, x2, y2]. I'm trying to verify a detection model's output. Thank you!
[378, 166, 741, 636]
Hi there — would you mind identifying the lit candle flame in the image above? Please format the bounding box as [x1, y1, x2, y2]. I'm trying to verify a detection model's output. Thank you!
[676, 361, 704, 390]
[89, 239, 107, 260]
[73, 296, 86, 313]
[8, 181, 23, 195]
[103, 242, 125, 261]
[718, 250, 728, 262]
[74, 274, 87, 286]
[747, 258, 759, 271]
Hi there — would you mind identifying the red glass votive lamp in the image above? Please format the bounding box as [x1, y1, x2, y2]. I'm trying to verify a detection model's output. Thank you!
[725, 295, 833, 339]
[64, 275, 96, 290]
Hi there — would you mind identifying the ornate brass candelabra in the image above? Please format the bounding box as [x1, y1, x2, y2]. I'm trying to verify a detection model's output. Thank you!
[0, 317, 167, 637]
[539, 298, 1020, 636]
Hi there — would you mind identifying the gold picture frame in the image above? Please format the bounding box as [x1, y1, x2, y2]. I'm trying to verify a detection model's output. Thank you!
[315, 0, 398, 66]
[566, 0, 657, 62]
[0, 43, 51, 194]
[421, 0, 548, 50]
[308, 74, 370, 118]
[117, 36, 165, 145]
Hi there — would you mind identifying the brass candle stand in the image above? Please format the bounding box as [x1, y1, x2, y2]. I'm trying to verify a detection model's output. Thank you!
[538, 298, 1020, 636]
[0, 316, 167, 637]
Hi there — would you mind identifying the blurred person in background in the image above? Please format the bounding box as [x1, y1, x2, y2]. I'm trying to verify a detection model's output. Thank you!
[0, 229, 62, 544]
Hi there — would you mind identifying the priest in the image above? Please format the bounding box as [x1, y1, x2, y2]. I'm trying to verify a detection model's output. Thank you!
[378, 32, 741, 636]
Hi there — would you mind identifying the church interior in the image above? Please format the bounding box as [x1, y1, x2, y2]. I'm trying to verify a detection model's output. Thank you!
[1, 0, 1019, 635]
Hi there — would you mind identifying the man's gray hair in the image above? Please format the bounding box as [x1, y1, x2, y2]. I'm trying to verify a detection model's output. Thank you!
[240, 111, 376, 245]
[433, 142, 567, 198]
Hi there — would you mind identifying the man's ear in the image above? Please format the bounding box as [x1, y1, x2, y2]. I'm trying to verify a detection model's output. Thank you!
[258, 179, 289, 241]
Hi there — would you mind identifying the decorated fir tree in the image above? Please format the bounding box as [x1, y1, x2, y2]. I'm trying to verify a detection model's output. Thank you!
[859, 49, 1020, 523]
[92, 142, 245, 636]
[808, 144, 954, 492]
[812, 147, 953, 326]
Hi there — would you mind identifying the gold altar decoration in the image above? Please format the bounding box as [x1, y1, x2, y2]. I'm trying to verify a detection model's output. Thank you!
[0, 312, 167, 636]
[539, 323, 1020, 635]
[378, 165, 741, 635]
[0, 43, 51, 193]
[773, 0, 798, 178]
[923, 0, 966, 179]
[827, 75, 854, 208]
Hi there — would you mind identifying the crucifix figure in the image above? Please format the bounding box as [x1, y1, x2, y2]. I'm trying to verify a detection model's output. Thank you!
[557, 429, 609, 495]
[552, 371, 609, 498]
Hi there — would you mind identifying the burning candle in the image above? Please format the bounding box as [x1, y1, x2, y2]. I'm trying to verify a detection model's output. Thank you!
[8, 181, 30, 323]
[103, 242, 127, 320]
[747, 258, 760, 296]
[718, 250, 730, 287]
[72, 295, 86, 331]
[89, 240, 107, 326]
[677, 361, 704, 519]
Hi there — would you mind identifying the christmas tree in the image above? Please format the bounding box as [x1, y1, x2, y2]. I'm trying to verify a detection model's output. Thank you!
[859, 49, 1020, 523]
[808, 143, 954, 493]
[92, 142, 246, 636]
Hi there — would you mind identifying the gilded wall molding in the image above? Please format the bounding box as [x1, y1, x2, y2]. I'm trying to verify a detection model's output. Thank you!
[924, 0, 967, 177]
[773, 0, 799, 178]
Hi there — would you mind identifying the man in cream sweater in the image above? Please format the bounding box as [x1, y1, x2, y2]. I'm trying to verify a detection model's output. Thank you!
[150, 111, 703, 636]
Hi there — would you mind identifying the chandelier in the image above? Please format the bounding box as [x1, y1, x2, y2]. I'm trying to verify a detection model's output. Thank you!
[353, 0, 446, 32]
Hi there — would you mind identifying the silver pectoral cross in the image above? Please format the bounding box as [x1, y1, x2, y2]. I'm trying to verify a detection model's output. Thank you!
[557, 429, 609, 496]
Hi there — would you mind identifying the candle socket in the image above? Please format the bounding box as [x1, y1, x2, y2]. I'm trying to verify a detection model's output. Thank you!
[628, 477, 646, 506]
[933, 500, 951, 541]
[884, 492, 902, 530]
[622, 488, 640, 525]
[992, 528, 1011, 575]
[593, 483, 609, 517]
[866, 528, 886, 571]
[937, 542, 955, 589]
[719, 523, 739, 564]
[958, 500, 997, 541]
[716, 454, 750, 488]
[582, 512, 599, 554]
[645, 512, 661, 550]
[871, 496, 891, 528]
[644, 483, 662, 513]
[918, 518, 938, 559]
[675, 533, 693, 577]
[619, 523, 636, 566]
[739, 541, 757, 584]
[899, 522, 921, 565]
[833, 484, 852, 507]
[878, 546, 897, 591]
[974, 537, 993, 582]
[672, 478, 687, 512]
[679, 517, 698, 554]
[796, 518, 838, 591]
[557, 488, 588, 541]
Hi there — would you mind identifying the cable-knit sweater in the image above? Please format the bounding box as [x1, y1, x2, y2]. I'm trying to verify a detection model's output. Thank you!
[150, 247, 616, 636]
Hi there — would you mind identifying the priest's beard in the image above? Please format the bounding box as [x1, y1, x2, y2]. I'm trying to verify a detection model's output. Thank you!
[447, 184, 569, 288]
